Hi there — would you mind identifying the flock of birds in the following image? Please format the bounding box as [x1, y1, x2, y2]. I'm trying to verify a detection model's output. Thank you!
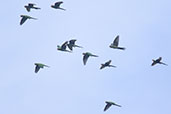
[20, 1, 168, 112]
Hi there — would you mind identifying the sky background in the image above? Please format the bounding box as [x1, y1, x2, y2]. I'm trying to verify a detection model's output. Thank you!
[0, 0, 171, 114]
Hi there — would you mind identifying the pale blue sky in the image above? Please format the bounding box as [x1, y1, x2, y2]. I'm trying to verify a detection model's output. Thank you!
[0, 0, 171, 114]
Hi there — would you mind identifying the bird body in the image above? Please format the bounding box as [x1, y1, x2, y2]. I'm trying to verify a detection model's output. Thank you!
[110, 35, 125, 50]
[100, 60, 116, 69]
[151, 57, 168, 66]
[82, 52, 98, 65]
[67, 39, 83, 51]
[24, 3, 41, 12]
[104, 101, 121, 111]
[20, 15, 37, 25]
[34, 63, 49, 73]
[51, 1, 66, 10]
[57, 41, 71, 52]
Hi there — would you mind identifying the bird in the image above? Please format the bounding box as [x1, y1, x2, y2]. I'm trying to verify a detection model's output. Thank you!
[51, 1, 66, 10]
[24, 3, 41, 12]
[82, 52, 98, 65]
[151, 57, 168, 66]
[34, 63, 50, 73]
[57, 41, 71, 52]
[109, 35, 125, 50]
[67, 39, 83, 51]
[104, 101, 121, 112]
[20, 15, 37, 25]
[100, 60, 116, 69]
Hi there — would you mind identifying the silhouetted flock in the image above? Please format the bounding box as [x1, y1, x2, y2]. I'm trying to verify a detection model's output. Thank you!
[20, 1, 168, 112]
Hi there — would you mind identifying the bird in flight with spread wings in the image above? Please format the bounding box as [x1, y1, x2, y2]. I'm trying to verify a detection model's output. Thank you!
[51, 1, 66, 11]
[82, 52, 98, 65]
[110, 35, 125, 50]
[24, 3, 41, 12]
[100, 60, 116, 70]
[67, 39, 83, 51]
[104, 101, 121, 112]
[20, 15, 37, 25]
[151, 57, 168, 66]
[57, 41, 71, 53]
[34, 63, 50, 73]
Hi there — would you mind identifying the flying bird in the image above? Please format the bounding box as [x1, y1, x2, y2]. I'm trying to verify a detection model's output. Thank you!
[82, 52, 98, 65]
[24, 3, 41, 12]
[57, 41, 71, 52]
[104, 101, 121, 112]
[151, 57, 168, 66]
[100, 60, 116, 69]
[110, 35, 125, 50]
[67, 39, 83, 51]
[20, 15, 37, 25]
[34, 63, 49, 73]
[51, 1, 66, 10]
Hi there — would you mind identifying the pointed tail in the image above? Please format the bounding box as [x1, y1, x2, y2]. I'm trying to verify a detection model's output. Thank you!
[117, 47, 126, 50]
[160, 62, 168, 66]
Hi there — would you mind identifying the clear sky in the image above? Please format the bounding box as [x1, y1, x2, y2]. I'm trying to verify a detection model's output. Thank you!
[1, 0, 171, 114]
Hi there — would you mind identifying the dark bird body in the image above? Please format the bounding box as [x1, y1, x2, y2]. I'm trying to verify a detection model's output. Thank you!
[104, 101, 121, 111]
[34, 63, 49, 73]
[51, 1, 66, 10]
[20, 15, 37, 25]
[57, 41, 71, 52]
[24, 3, 41, 12]
[151, 57, 168, 66]
[67, 39, 83, 51]
[100, 60, 116, 69]
[110, 35, 125, 50]
[82, 52, 98, 65]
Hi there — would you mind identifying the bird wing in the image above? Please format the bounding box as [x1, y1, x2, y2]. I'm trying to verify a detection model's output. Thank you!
[61, 41, 68, 50]
[113, 35, 119, 47]
[100, 64, 105, 69]
[28, 3, 35, 7]
[20, 16, 27, 25]
[83, 54, 89, 65]
[104, 103, 112, 111]
[151, 61, 157, 66]
[55, 1, 63, 7]
[35, 65, 40, 73]
[106, 60, 111, 65]
[69, 39, 76, 45]
[67, 44, 73, 51]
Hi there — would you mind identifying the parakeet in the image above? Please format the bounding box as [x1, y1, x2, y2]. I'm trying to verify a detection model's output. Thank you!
[20, 15, 37, 25]
[51, 1, 66, 10]
[82, 52, 98, 65]
[104, 101, 121, 112]
[110, 35, 125, 50]
[67, 39, 83, 51]
[24, 3, 41, 12]
[151, 57, 168, 66]
[100, 60, 116, 69]
[34, 63, 49, 73]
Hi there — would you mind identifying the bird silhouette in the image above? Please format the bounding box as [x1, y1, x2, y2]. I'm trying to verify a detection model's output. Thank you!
[51, 1, 66, 10]
[57, 41, 71, 52]
[24, 3, 41, 12]
[82, 52, 98, 65]
[20, 15, 37, 25]
[110, 35, 125, 50]
[67, 39, 83, 51]
[100, 60, 116, 69]
[104, 101, 121, 112]
[151, 57, 168, 66]
[34, 63, 49, 73]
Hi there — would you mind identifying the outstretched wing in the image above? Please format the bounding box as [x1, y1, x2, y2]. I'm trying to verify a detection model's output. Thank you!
[104, 103, 112, 111]
[28, 3, 35, 7]
[83, 54, 89, 65]
[20, 16, 27, 25]
[113, 35, 119, 47]
[151, 61, 157, 66]
[35, 65, 40, 73]
[55, 1, 63, 7]
[69, 39, 76, 45]
[61, 41, 68, 50]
